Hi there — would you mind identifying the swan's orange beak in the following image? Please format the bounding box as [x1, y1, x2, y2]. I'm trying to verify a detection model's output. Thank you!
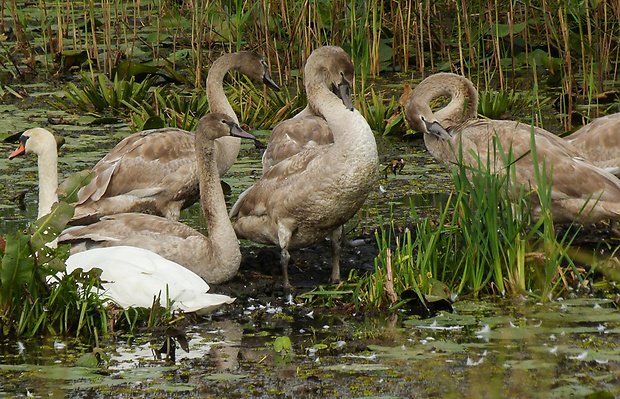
[9, 142, 25, 159]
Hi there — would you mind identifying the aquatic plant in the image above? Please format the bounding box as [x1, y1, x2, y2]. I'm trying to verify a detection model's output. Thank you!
[124, 74, 293, 132]
[55, 73, 157, 113]
[124, 86, 210, 131]
[477, 89, 511, 119]
[357, 87, 406, 135]
[0, 200, 109, 339]
[349, 129, 584, 311]
[224, 75, 303, 130]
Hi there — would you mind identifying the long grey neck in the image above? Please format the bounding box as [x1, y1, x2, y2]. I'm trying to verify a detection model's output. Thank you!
[206, 53, 242, 177]
[206, 54, 240, 125]
[195, 136, 240, 281]
[309, 81, 378, 177]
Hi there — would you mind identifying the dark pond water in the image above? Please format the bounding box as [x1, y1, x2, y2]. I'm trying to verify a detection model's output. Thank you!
[0, 296, 618, 397]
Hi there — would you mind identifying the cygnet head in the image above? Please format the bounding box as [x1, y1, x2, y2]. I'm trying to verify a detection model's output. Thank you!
[404, 98, 452, 140]
[225, 51, 281, 92]
[8, 128, 57, 159]
[304, 46, 355, 111]
[195, 113, 256, 143]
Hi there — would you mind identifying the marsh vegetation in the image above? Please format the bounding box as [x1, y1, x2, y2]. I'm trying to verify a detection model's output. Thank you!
[0, 0, 619, 397]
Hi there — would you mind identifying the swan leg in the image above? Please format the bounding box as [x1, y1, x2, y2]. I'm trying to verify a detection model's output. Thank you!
[280, 247, 291, 293]
[330, 227, 342, 283]
[611, 220, 619, 237]
[278, 223, 293, 293]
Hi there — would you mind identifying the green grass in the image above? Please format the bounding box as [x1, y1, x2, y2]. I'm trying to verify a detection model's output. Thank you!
[0, 174, 182, 340]
[345, 129, 584, 311]
[0, 200, 109, 339]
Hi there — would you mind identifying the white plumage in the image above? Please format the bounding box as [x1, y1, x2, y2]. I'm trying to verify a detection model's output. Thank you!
[65, 246, 234, 315]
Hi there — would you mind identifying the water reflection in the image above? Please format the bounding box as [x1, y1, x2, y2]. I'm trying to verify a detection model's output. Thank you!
[0, 297, 617, 397]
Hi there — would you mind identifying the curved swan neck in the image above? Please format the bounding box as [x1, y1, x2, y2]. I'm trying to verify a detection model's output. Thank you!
[417, 73, 478, 129]
[195, 131, 241, 278]
[303, 48, 377, 163]
[206, 53, 241, 124]
[305, 77, 379, 185]
[206, 53, 243, 177]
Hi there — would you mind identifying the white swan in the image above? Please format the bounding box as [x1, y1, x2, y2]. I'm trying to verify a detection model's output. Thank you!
[565, 113, 620, 176]
[405, 73, 620, 224]
[72, 51, 279, 223]
[9, 128, 58, 219]
[65, 246, 234, 314]
[230, 46, 379, 291]
[9, 127, 236, 312]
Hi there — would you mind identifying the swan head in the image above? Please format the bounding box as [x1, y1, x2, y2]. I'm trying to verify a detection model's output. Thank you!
[196, 113, 256, 142]
[305, 46, 355, 111]
[8, 128, 57, 159]
[259, 59, 281, 92]
[230, 52, 280, 92]
[404, 95, 451, 140]
[405, 73, 478, 137]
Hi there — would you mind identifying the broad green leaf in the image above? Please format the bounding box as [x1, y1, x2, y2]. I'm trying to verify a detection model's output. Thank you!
[0, 231, 35, 303]
[112, 60, 160, 81]
[57, 170, 93, 202]
[493, 22, 526, 37]
[75, 352, 99, 368]
[274, 336, 291, 352]
[142, 115, 166, 130]
[29, 202, 75, 261]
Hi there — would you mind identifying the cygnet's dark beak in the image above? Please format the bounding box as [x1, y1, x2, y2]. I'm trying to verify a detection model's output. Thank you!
[262, 65, 281, 92]
[333, 75, 354, 111]
[228, 122, 257, 140]
[422, 117, 451, 140]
